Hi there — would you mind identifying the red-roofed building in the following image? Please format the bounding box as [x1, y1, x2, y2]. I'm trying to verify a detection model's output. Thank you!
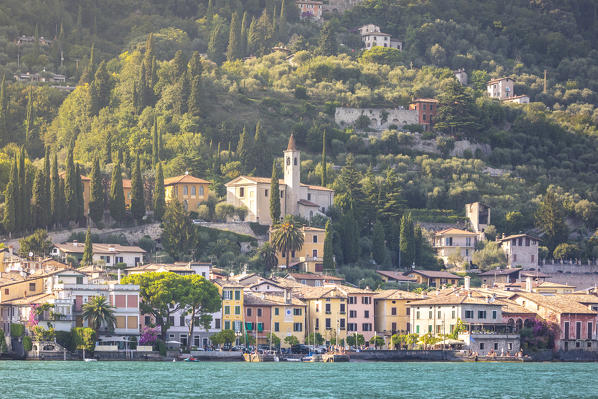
[409, 98, 439, 131]
[164, 172, 210, 212]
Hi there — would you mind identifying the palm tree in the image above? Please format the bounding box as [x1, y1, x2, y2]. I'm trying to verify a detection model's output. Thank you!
[82, 296, 116, 332]
[270, 215, 304, 268]
[257, 242, 278, 276]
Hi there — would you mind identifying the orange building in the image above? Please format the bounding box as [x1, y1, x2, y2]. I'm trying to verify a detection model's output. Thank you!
[164, 173, 210, 211]
[409, 98, 439, 131]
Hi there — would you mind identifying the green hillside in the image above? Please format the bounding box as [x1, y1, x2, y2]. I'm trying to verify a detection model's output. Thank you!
[1, 0, 598, 282]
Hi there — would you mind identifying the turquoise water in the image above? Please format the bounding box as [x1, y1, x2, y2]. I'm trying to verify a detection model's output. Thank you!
[1, 361, 596, 398]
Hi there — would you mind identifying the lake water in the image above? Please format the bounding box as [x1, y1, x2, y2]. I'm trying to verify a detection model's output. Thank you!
[1, 360, 596, 398]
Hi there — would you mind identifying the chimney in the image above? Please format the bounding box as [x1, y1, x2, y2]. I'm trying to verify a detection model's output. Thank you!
[73, 240, 78, 247]
[464, 276, 471, 291]
[117, 269, 122, 284]
[8, 246, 13, 256]
[525, 277, 532, 293]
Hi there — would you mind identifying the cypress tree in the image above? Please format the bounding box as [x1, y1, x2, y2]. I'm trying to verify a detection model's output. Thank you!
[24, 87, 35, 148]
[50, 152, 61, 226]
[31, 169, 47, 229]
[104, 131, 112, 164]
[227, 12, 242, 62]
[64, 146, 77, 222]
[58, 178, 67, 225]
[89, 60, 111, 115]
[317, 22, 337, 56]
[188, 76, 201, 116]
[207, 22, 227, 65]
[247, 17, 258, 55]
[237, 125, 249, 172]
[109, 161, 125, 222]
[278, 0, 288, 41]
[16, 150, 25, 231]
[321, 130, 327, 186]
[269, 160, 280, 225]
[43, 148, 51, 218]
[152, 118, 159, 166]
[143, 33, 155, 91]
[88, 157, 104, 225]
[372, 219, 386, 265]
[176, 72, 190, 115]
[188, 51, 203, 79]
[79, 43, 95, 84]
[154, 162, 165, 221]
[139, 61, 149, 110]
[341, 208, 359, 264]
[130, 154, 145, 222]
[399, 213, 415, 267]
[75, 163, 85, 223]
[3, 161, 17, 234]
[0, 74, 7, 144]
[81, 228, 93, 266]
[323, 220, 334, 271]
[414, 224, 423, 266]
[240, 12, 249, 57]
[172, 50, 187, 80]
[252, 120, 269, 175]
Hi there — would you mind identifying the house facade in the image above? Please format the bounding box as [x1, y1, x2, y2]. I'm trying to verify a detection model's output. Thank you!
[465, 202, 491, 233]
[433, 228, 480, 265]
[408, 99, 438, 131]
[405, 270, 462, 288]
[273, 226, 325, 272]
[226, 135, 334, 225]
[215, 280, 245, 335]
[297, 0, 323, 20]
[497, 234, 539, 269]
[358, 24, 402, 50]
[374, 289, 421, 341]
[164, 173, 210, 212]
[487, 77, 514, 100]
[51, 242, 146, 267]
[297, 285, 348, 345]
[340, 287, 375, 341]
[335, 107, 418, 131]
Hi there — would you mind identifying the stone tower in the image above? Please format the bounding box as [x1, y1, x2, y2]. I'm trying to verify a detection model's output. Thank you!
[283, 134, 300, 215]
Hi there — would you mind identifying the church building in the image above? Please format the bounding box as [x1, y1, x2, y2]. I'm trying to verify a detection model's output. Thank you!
[225, 135, 334, 225]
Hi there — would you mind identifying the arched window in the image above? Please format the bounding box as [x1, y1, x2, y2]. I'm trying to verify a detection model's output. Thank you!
[516, 319, 523, 331]
[286, 157, 290, 166]
[294, 157, 297, 166]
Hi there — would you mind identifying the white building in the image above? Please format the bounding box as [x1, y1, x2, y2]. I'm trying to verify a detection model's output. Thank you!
[358, 24, 402, 50]
[497, 234, 540, 269]
[465, 202, 491, 233]
[454, 68, 468, 85]
[226, 135, 334, 225]
[487, 77, 514, 100]
[503, 95, 530, 104]
[51, 242, 146, 267]
[335, 107, 418, 131]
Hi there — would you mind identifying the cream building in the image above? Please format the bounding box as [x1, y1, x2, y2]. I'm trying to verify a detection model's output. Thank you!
[225, 135, 334, 225]
[273, 226, 325, 273]
[487, 77, 514, 100]
[433, 228, 481, 266]
[497, 234, 539, 269]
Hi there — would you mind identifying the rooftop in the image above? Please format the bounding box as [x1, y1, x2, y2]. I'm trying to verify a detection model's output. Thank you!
[54, 242, 146, 254]
[479, 268, 522, 276]
[164, 174, 210, 186]
[512, 292, 597, 315]
[374, 289, 422, 300]
[376, 270, 417, 282]
[435, 228, 478, 236]
[288, 273, 343, 281]
[407, 270, 463, 279]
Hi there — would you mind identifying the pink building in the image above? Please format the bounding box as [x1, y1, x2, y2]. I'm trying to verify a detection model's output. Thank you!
[340, 287, 375, 342]
[297, 0, 323, 20]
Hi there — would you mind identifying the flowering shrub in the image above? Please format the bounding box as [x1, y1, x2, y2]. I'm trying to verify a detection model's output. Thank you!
[520, 318, 560, 352]
[139, 326, 160, 345]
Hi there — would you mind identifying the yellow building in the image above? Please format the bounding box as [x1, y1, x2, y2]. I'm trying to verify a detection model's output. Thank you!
[405, 270, 462, 288]
[273, 226, 326, 273]
[214, 280, 244, 333]
[164, 173, 210, 212]
[534, 281, 576, 294]
[374, 290, 422, 344]
[296, 285, 348, 345]
[123, 179, 132, 208]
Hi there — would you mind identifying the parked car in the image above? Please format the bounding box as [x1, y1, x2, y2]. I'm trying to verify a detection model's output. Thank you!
[291, 344, 311, 354]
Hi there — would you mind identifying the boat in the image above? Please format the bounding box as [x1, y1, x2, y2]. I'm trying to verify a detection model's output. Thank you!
[83, 358, 97, 362]
[322, 353, 350, 363]
[184, 357, 200, 362]
[301, 353, 322, 362]
[285, 358, 301, 362]
[243, 352, 277, 362]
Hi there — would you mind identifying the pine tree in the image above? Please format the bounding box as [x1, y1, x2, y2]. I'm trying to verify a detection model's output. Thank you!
[79, 43, 95, 84]
[372, 219, 386, 265]
[88, 157, 104, 226]
[323, 220, 335, 271]
[50, 152, 61, 226]
[89, 60, 111, 115]
[188, 76, 201, 116]
[24, 87, 35, 148]
[208, 22, 227, 65]
[0, 74, 7, 144]
[109, 161, 126, 222]
[154, 162, 165, 221]
[317, 22, 337, 56]
[321, 130, 327, 186]
[81, 228, 93, 266]
[31, 169, 47, 229]
[131, 155, 145, 222]
[269, 160, 280, 225]
[237, 125, 249, 172]
[152, 118, 159, 166]
[64, 146, 77, 222]
[227, 12, 242, 62]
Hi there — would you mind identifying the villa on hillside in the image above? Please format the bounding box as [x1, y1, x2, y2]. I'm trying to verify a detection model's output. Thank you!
[496, 233, 540, 269]
[358, 24, 402, 50]
[164, 173, 210, 212]
[271, 226, 326, 273]
[51, 242, 146, 267]
[487, 77, 530, 104]
[433, 228, 482, 266]
[225, 135, 334, 225]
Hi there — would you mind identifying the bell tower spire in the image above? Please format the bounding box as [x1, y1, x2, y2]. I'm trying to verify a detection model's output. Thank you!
[284, 134, 300, 215]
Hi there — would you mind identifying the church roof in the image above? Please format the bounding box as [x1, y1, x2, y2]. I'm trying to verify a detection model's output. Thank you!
[287, 134, 297, 151]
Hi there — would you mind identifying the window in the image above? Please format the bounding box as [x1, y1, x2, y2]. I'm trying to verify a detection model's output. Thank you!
[564, 322, 570, 340]
[437, 311, 441, 319]
[313, 250, 318, 258]
[235, 290, 241, 300]
[451, 310, 456, 319]
[294, 157, 297, 166]
[265, 189, 268, 197]
[465, 310, 474, 319]
[247, 308, 252, 317]
[224, 321, 230, 330]
[274, 307, 279, 316]
[291, 308, 302, 316]
[349, 310, 357, 318]
[445, 237, 453, 246]
[525, 238, 530, 246]
[280, 191, 284, 198]
[348, 296, 356, 305]
[239, 187, 245, 197]
[340, 319, 345, 330]
[223, 290, 233, 300]
[293, 323, 303, 332]
[234, 321, 242, 332]
[315, 318, 319, 330]
[589, 322, 593, 340]
[362, 323, 372, 331]
[191, 186, 196, 196]
[364, 310, 369, 319]
[215, 319, 221, 329]
[307, 193, 312, 201]
[169, 316, 175, 326]
[257, 308, 262, 317]
[199, 186, 204, 196]
[313, 235, 318, 243]
[29, 282, 36, 291]
[406, 308, 410, 316]
[340, 304, 345, 314]
[274, 322, 280, 332]
[180, 315, 185, 327]
[478, 311, 487, 319]
[508, 343, 512, 351]
[416, 311, 420, 319]
[391, 322, 397, 332]
[479, 343, 485, 350]
[466, 237, 472, 246]
[325, 318, 331, 329]
[325, 304, 331, 314]
[428, 325, 432, 333]
[436, 325, 441, 334]
[416, 325, 420, 334]
[492, 310, 497, 319]
[183, 185, 188, 195]
[494, 343, 499, 351]
[76, 276, 83, 284]
[576, 322, 581, 339]
[348, 323, 356, 332]
[362, 297, 371, 305]
[234, 306, 240, 315]
[224, 306, 230, 315]
[428, 311, 432, 319]
[144, 316, 151, 325]
[391, 308, 397, 316]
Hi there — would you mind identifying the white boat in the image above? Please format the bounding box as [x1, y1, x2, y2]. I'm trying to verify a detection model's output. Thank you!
[83, 358, 97, 362]
[285, 358, 301, 362]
